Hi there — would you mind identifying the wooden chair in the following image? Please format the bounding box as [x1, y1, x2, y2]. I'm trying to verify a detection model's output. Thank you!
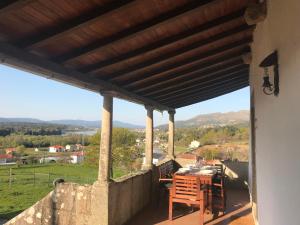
[205, 163, 226, 212]
[169, 175, 206, 225]
[158, 161, 175, 184]
[199, 175, 213, 211]
[158, 161, 180, 204]
[212, 165, 226, 212]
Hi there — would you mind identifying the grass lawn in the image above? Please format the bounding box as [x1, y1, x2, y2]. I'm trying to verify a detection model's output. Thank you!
[0, 163, 98, 220]
[0, 163, 132, 220]
[175, 145, 188, 155]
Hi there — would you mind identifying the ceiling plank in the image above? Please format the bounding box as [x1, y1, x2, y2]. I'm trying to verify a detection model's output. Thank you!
[0, 42, 172, 111]
[152, 69, 249, 99]
[55, 0, 216, 63]
[124, 41, 251, 89]
[138, 58, 247, 95]
[18, 0, 135, 49]
[80, 9, 246, 73]
[169, 83, 249, 108]
[143, 64, 248, 97]
[0, 0, 33, 14]
[163, 81, 249, 107]
[156, 74, 248, 102]
[108, 24, 254, 82]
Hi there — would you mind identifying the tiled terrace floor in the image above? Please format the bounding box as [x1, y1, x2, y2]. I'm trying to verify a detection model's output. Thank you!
[127, 189, 255, 225]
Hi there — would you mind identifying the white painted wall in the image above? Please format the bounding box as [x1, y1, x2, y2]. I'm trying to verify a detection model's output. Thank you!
[250, 0, 300, 224]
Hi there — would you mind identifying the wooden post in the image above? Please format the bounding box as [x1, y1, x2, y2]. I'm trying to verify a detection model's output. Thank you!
[98, 92, 113, 182]
[168, 110, 176, 159]
[143, 105, 154, 170]
[33, 168, 36, 186]
[48, 172, 51, 187]
[9, 168, 12, 189]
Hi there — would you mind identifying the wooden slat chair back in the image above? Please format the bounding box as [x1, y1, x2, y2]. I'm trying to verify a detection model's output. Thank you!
[159, 161, 176, 182]
[169, 175, 205, 225]
[214, 164, 224, 175]
[205, 163, 226, 212]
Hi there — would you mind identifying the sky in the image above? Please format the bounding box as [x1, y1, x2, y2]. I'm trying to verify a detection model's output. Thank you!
[0, 65, 250, 126]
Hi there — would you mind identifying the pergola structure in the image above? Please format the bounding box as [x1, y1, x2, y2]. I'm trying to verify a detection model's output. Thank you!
[0, 0, 254, 185]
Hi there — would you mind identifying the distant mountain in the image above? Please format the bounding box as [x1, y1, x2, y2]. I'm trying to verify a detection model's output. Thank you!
[158, 110, 249, 129]
[49, 119, 144, 129]
[0, 118, 44, 123]
[0, 118, 144, 129]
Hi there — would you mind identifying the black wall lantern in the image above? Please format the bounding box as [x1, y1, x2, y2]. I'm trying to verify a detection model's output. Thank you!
[259, 50, 279, 96]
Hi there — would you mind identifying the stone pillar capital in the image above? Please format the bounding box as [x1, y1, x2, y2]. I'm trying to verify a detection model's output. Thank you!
[144, 105, 155, 111]
[100, 90, 115, 97]
[168, 109, 176, 115]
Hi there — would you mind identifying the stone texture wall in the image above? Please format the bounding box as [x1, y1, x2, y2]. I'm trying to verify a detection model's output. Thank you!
[4, 183, 97, 225]
[109, 171, 153, 225]
[4, 169, 157, 225]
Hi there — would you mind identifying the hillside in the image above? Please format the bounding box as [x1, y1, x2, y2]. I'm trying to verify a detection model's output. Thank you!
[0, 118, 144, 129]
[158, 110, 249, 129]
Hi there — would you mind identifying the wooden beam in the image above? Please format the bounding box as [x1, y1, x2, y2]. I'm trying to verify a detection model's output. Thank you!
[161, 80, 249, 105]
[0, 42, 172, 112]
[139, 58, 246, 95]
[108, 24, 254, 82]
[152, 69, 249, 100]
[156, 74, 248, 102]
[55, 0, 216, 63]
[125, 41, 251, 89]
[17, 0, 135, 49]
[0, 0, 33, 14]
[80, 10, 246, 73]
[143, 65, 248, 97]
[169, 83, 249, 108]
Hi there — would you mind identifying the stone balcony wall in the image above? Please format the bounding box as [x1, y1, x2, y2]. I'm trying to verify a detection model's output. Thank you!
[4, 168, 160, 225]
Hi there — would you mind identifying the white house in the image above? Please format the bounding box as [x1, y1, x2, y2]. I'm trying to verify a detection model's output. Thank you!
[70, 151, 84, 164]
[65, 144, 74, 151]
[189, 140, 200, 149]
[142, 149, 165, 165]
[0, 154, 13, 164]
[49, 145, 64, 153]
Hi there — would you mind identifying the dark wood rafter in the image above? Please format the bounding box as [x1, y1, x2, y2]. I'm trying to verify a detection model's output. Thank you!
[54, 0, 216, 63]
[106, 24, 254, 82]
[156, 74, 248, 102]
[152, 69, 249, 99]
[138, 58, 247, 95]
[17, 0, 136, 49]
[80, 9, 246, 73]
[0, 42, 172, 111]
[0, 0, 33, 14]
[168, 83, 249, 108]
[124, 42, 251, 89]
[143, 65, 249, 97]
[163, 81, 249, 107]
[0, 0, 254, 110]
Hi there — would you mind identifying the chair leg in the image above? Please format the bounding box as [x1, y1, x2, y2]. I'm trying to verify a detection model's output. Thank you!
[169, 198, 173, 221]
[199, 200, 204, 225]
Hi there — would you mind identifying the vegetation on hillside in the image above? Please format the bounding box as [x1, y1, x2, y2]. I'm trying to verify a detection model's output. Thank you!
[0, 123, 72, 136]
[85, 128, 143, 177]
[176, 126, 248, 146]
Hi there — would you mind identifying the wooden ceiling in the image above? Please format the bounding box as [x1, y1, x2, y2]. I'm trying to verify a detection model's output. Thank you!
[0, 0, 254, 110]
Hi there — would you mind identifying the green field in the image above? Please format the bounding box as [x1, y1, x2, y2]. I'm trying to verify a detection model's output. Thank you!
[175, 145, 188, 155]
[0, 163, 132, 220]
[0, 164, 98, 220]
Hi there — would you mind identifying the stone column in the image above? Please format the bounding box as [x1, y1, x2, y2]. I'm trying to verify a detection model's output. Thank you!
[168, 110, 176, 159]
[98, 92, 113, 182]
[143, 105, 154, 170]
